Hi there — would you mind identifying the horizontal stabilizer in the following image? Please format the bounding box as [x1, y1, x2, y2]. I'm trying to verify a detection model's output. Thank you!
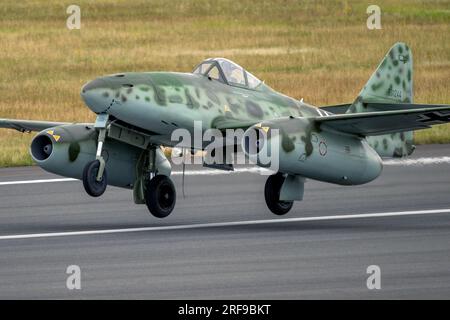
[320, 103, 351, 114]
[366, 102, 450, 112]
[316, 105, 450, 136]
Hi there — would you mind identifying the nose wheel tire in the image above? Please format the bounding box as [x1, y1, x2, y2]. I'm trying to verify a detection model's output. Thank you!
[264, 173, 293, 215]
[145, 175, 176, 218]
[82, 160, 107, 197]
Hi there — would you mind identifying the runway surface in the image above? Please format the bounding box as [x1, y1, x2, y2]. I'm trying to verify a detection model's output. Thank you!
[0, 144, 450, 299]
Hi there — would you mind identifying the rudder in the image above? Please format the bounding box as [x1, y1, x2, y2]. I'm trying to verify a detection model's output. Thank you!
[347, 42, 415, 157]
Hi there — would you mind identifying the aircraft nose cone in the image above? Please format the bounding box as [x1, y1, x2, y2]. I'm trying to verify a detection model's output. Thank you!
[81, 78, 107, 94]
[81, 78, 111, 114]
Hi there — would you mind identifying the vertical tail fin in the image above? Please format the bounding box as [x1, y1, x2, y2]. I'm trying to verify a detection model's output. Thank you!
[348, 42, 415, 157]
[348, 42, 413, 111]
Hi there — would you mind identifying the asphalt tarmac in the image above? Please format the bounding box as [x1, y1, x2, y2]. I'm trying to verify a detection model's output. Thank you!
[0, 144, 449, 299]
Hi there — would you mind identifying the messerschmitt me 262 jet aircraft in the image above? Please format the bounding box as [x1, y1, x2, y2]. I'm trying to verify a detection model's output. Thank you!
[1, 42, 449, 218]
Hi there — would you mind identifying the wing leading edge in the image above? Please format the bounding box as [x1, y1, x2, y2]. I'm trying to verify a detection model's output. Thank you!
[315, 104, 450, 136]
[0, 119, 70, 132]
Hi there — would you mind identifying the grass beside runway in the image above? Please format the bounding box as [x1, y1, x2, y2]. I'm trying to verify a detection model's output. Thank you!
[0, 0, 449, 166]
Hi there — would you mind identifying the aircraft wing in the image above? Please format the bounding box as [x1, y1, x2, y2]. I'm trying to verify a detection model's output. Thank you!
[0, 119, 70, 132]
[315, 104, 450, 136]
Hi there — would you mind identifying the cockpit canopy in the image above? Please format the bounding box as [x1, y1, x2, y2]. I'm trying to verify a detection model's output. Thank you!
[192, 58, 262, 89]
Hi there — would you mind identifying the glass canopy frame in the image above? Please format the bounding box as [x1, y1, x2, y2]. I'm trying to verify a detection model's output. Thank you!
[193, 58, 261, 90]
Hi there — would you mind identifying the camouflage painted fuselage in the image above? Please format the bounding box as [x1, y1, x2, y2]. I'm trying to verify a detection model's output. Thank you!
[81, 71, 322, 138]
[79, 71, 384, 186]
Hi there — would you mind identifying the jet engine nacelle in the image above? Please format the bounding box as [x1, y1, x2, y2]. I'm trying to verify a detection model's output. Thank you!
[30, 124, 142, 188]
[242, 117, 383, 185]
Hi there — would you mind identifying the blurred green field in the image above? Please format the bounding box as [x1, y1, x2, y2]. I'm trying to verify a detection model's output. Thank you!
[0, 0, 449, 166]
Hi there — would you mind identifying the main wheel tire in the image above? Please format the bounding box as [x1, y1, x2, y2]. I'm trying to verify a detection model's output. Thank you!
[264, 173, 293, 215]
[145, 175, 176, 218]
[82, 160, 107, 197]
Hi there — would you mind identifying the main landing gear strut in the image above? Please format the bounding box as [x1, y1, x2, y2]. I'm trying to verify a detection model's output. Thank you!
[264, 173, 293, 215]
[145, 174, 176, 218]
[264, 173, 304, 216]
[131, 146, 176, 218]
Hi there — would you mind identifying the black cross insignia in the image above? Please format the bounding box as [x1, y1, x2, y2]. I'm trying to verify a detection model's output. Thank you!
[418, 112, 450, 124]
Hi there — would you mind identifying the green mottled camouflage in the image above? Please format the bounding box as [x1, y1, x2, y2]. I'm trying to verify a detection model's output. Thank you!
[347, 42, 415, 157]
[82, 71, 322, 134]
[80, 43, 418, 160]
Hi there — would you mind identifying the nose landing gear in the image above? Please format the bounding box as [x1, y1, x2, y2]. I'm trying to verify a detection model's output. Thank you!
[83, 115, 108, 197]
[83, 159, 108, 197]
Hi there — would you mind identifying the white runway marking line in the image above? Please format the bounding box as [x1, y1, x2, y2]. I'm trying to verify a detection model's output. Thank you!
[0, 156, 449, 186]
[0, 178, 76, 186]
[0, 208, 449, 241]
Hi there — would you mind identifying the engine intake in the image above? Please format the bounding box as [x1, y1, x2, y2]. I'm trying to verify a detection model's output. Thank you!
[30, 134, 53, 161]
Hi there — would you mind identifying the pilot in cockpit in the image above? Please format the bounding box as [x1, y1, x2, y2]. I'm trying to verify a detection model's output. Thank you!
[219, 59, 245, 85]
